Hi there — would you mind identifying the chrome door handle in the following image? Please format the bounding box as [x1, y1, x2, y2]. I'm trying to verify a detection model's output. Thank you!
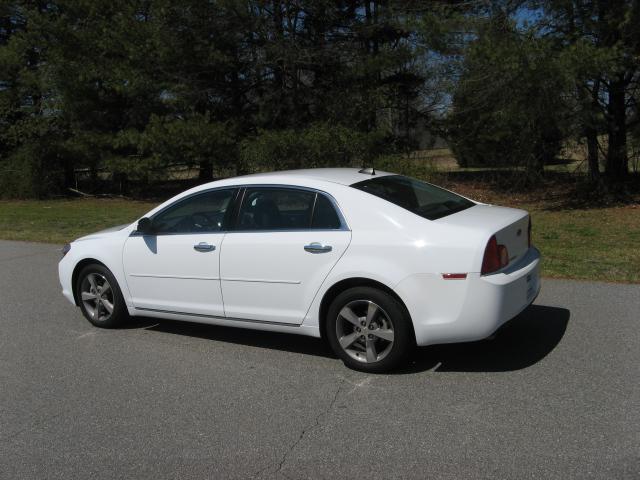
[304, 242, 332, 253]
[194, 242, 216, 252]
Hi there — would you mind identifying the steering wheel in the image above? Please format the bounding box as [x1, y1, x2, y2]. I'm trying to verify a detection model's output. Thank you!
[173, 212, 213, 232]
[190, 212, 213, 231]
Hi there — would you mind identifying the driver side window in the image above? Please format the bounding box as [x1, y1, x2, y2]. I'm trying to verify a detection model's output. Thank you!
[152, 189, 235, 234]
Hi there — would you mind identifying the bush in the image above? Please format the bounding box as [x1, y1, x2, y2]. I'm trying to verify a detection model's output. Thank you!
[374, 154, 437, 180]
[0, 145, 66, 199]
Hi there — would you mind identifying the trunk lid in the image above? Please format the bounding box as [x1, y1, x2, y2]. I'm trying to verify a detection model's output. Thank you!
[436, 204, 530, 268]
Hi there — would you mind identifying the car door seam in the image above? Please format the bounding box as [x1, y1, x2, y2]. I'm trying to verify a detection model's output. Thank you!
[120, 235, 136, 307]
[219, 231, 227, 317]
[301, 230, 353, 325]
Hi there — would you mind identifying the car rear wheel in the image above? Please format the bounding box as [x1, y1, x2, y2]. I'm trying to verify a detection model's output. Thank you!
[76, 264, 128, 328]
[326, 287, 414, 372]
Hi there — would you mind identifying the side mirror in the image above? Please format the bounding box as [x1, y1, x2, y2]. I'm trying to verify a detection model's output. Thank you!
[137, 217, 154, 235]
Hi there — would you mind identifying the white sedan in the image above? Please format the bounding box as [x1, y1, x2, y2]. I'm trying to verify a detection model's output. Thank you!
[59, 168, 541, 372]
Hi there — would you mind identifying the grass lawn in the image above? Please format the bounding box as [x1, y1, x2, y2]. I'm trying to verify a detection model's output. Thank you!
[529, 206, 639, 283]
[0, 199, 154, 244]
[0, 197, 638, 283]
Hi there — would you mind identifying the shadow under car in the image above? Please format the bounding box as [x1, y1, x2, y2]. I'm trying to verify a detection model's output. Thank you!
[128, 303, 569, 374]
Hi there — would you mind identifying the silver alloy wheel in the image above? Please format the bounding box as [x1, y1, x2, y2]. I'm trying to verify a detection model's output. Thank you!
[80, 273, 115, 322]
[336, 300, 395, 363]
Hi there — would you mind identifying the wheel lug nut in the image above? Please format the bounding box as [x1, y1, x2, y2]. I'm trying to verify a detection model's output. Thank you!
[360, 335, 365, 340]
[368, 334, 373, 339]
[356, 327, 361, 332]
[360, 320, 366, 326]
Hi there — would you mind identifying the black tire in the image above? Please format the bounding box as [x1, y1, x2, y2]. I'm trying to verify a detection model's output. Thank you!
[75, 263, 128, 328]
[325, 286, 414, 373]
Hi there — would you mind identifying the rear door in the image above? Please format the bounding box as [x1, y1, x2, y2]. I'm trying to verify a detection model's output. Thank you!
[220, 186, 351, 324]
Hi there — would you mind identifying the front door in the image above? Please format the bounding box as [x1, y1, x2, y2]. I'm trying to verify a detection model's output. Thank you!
[122, 188, 237, 316]
[220, 187, 351, 324]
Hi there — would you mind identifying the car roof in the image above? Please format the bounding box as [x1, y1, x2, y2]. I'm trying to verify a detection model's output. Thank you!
[231, 168, 394, 186]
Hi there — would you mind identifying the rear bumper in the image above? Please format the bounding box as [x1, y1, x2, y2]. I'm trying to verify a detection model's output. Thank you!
[396, 247, 541, 346]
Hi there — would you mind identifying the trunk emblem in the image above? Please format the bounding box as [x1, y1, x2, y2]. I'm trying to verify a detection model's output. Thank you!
[516, 228, 522, 236]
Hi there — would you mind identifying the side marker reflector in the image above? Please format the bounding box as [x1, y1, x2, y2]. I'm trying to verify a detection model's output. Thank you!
[442, 273, 467, 280]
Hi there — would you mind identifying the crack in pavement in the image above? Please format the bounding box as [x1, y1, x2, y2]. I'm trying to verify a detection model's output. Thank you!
[255, 377, 346, 479]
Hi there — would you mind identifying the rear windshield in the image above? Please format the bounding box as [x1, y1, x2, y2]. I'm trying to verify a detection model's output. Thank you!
[351, 175, 474, 220]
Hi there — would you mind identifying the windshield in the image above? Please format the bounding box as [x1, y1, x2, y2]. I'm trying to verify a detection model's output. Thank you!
[351, 175, 474, 220]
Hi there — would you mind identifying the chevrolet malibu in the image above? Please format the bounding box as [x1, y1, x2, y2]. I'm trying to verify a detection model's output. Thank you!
[59, 168, 541, 372]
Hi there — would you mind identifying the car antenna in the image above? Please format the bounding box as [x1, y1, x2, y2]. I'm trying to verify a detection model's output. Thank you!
[358, 160, 376, 175]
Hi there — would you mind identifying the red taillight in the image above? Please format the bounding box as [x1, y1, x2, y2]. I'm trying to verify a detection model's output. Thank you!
[528, 216, 532, 248]
[481, 235, 509, 275]
[481, 236, 500, 274]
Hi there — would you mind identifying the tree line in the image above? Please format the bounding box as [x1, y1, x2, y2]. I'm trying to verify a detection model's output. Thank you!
[0, 1, 638, 198]
[449, 0, 639, 182]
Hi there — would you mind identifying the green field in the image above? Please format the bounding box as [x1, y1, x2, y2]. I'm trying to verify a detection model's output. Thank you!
[0, 198, 638, 283]
[0, 199, 154, 244]
[527, 206, 639, 283]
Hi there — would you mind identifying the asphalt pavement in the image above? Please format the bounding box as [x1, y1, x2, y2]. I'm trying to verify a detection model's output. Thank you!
[0, 240, 638, 479]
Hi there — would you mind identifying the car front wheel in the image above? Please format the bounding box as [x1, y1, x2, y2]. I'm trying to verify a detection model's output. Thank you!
[76, 264, 128, 328]
[326, 287, 414, 372]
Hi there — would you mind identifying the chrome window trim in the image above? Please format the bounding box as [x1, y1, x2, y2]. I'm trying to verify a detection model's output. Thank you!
[130, 230, 229, 237]
[130, 183, 350, 237]
[225, 228, 347, 234]
[229, 184, 350, 233]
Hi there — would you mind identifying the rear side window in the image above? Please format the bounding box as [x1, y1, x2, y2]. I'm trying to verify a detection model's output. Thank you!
[311, 194, 342, 229]
[351, 175, 474, 220]
[239, 188, 315, 230]
[236, 187, 343, 231]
